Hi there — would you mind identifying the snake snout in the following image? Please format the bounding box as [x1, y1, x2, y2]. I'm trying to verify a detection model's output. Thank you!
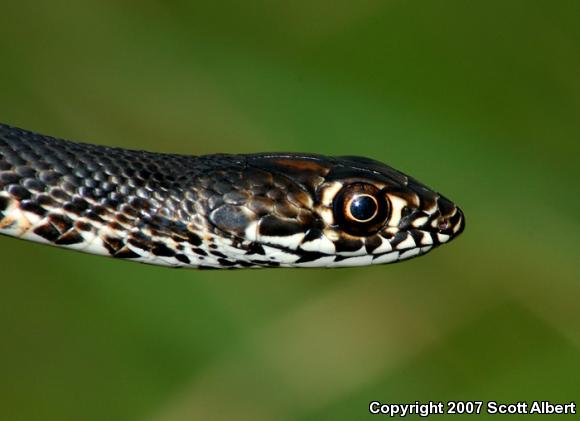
[434, 196, 465, 237]
[396, 191, 465, 247]
[422, 197, 465, 246]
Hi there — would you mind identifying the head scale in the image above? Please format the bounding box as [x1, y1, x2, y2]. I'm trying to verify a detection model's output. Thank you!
[206, 154, 465, 268]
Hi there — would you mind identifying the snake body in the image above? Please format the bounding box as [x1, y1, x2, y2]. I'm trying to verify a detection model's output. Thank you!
[0, 123, 464, 269]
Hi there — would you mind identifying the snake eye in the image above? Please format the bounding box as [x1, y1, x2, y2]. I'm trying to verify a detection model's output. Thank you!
[333, 183, 389, 236]
[347, 195, 378, 222]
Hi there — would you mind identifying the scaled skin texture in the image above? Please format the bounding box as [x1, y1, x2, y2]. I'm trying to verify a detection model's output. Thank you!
[0, 123, 465, 268]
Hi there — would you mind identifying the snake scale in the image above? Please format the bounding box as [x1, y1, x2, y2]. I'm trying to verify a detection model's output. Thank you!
[0, 123, 465, 269]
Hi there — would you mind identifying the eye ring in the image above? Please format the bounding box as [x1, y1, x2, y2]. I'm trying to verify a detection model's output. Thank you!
[333, 183, 390, 236]
[345, 194, 378, 223]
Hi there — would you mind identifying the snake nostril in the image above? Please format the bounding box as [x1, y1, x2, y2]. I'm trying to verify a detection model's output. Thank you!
[438, 219, 450, 231]
[436, 208, 465, 236]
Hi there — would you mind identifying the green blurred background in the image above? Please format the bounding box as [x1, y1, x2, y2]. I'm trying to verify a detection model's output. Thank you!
[0, 1, 578, 420]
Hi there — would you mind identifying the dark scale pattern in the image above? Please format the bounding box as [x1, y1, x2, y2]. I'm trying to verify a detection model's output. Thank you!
[0, 123, 254, 265]
[0, 123, 465, 269]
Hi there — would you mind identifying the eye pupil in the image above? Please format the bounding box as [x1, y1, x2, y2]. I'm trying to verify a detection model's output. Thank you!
[349, 195, 377, 222]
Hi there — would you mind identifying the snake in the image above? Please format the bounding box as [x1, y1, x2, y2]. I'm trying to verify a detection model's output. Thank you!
[0, 123, 465, 269]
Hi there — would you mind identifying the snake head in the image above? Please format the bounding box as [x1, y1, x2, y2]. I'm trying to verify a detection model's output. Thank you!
[207, 154, 465, 268]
